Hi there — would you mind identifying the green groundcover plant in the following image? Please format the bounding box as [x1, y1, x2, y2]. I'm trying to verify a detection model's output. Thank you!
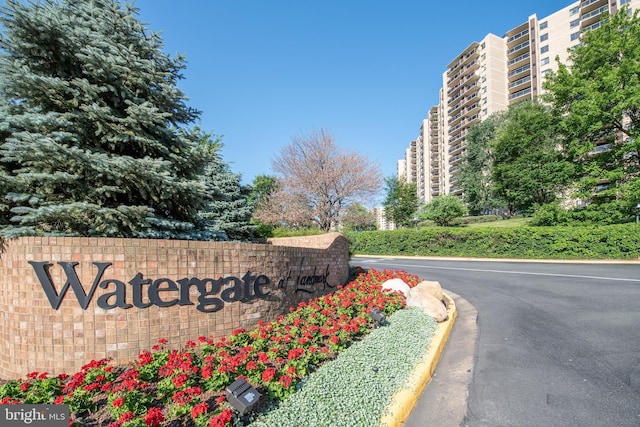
[0, 268, 422, 426]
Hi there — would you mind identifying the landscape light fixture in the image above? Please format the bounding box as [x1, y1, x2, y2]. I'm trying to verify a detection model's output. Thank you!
[369, 307, 387, 327]
[226, 378, 261, 415]
[636, 203, 640, 224]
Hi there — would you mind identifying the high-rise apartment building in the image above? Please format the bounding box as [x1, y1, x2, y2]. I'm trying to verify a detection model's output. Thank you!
[400, 0, 639, 204]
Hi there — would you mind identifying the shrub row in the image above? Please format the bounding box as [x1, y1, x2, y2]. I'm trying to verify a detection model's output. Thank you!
[345, 224, 640, 260]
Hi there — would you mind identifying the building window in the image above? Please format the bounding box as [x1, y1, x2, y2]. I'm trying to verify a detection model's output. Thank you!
[541, 45, 549, 53]
[541, 69, 551, 77]
[570, 19, 580, 28]
[481, 42, 486, 49]
[482, 108, 488, 116]
[571, 31, 580, 41]
[541, 57, 550, 65]
[540, 21, 548, 30]
[621, 0, 630, 4]
[482, 97, 487, 104]
[570, 6, 579, 15]
[481, 76, 487, 83]
[540, 33, 548, 42]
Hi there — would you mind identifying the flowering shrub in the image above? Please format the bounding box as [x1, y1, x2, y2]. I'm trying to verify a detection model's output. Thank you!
[0, 268, 418, 426]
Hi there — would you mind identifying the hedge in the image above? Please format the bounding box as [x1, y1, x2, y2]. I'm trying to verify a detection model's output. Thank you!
[345, 224, 640, 260]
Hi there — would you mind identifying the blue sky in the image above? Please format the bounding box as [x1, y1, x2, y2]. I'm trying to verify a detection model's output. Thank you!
[132, 0, 567, 194]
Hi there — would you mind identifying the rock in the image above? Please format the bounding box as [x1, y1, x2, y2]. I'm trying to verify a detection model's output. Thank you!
[413, 280, 443, 301]
[381, 278, 411, 297]
[406, 290, 448, 322]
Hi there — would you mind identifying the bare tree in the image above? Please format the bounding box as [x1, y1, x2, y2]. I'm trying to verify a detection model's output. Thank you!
[253, 129, 382, 231]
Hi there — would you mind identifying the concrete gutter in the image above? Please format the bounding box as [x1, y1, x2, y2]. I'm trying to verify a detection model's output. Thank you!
[379, 291, 458, 427]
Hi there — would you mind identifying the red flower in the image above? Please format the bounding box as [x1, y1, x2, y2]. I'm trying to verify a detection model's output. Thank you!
[279, 375, 293, 388]
[112, 397, 124, 408]
[118, 412, 134, 423]
[144, 407, 164, 426]
[262, 367, 276, 383]
[287, 348, 304, 360]
[257, 352, 269, 364]
[83, 382, 100, 392]
[173, 373, 189, 388]
[216, 395, 227, 404]
[19, 382, 29, 392]
[330, 335, 340, 344]
[209, 409, 233, 427]
[201, 365, 213, 380]
[191, 402, 209, 420]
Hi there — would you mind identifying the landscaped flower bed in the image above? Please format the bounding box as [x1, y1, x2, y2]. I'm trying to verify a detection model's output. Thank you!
[0, 268, 422, 426]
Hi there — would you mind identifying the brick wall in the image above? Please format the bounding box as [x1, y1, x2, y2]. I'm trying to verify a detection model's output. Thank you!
[0, 233, 349, 379]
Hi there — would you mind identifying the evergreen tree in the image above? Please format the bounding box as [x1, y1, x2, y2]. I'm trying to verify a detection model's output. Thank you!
[199, 154, 256, 241]
[0, 0, 215, 238]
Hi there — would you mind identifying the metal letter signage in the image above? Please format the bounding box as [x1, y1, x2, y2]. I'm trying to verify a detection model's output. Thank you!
[28, 261, 273, 313]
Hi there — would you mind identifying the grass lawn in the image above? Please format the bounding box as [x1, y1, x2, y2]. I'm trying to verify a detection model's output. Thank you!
[464, 217, 530, 228]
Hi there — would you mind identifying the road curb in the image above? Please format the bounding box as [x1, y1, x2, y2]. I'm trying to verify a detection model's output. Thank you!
[379, 292, 458, 427]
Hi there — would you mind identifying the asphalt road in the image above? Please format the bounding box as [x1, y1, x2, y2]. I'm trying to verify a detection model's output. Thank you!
[351, 256, 640, 427]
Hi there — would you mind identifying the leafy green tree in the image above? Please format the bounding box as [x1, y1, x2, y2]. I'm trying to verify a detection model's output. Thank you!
[544, 6, 640, 216]
[458, 113, 506, 215]
[491, 101, 574, 215]
[420, 194, 467, 226]
[383, 176, 418, 228]
[248, 174, 278, 238]
[341, 203, 376, 231]
[248, 174, 278, 208]
[0, 0, 215, 238]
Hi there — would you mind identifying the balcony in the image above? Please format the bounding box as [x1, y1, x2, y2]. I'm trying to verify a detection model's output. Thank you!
[509, 75, 531, 89]
[507, 40, 530, 56]
[581, 4, 609, 26]
[509, 86, 532, 101]
[582, 20, 602, 33]
[449, 144, 464, 155]
[448, 102, 463, 116]
[467, 114, 480, 125]
[447, 82, 462, 95]
[449, 153, 464, 164]
[448, 112, 463, 125]
[508, 63, 531, 78]
[508, 52, 530, 66]
[507, 28, 529, 45]
[463, 92, 478, 107]
[580, 0, 607, 14]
